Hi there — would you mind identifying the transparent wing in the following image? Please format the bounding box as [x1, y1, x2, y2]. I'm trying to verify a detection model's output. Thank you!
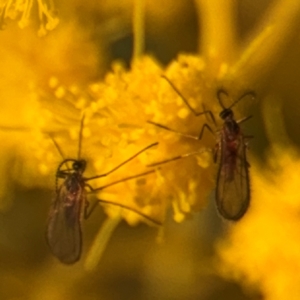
[46, 182, 83, 264]
[215, 136, 250, 220]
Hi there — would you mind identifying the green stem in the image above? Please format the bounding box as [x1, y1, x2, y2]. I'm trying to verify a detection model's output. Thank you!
[132, 0, 145, 61]
[84, 214, 122, 271]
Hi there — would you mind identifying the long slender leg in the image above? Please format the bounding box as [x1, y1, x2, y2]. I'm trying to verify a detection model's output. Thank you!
[237, 115, 252, 125]
[84, 199, 101, 220]
[84, 198, 161, 226]
[147, 121, 200, 140]
[147, 149, 211, 167]
[84, 183, 161, 225]
[198, 123, 214, 140]
[85, 142, 158, 181]
[162, 75, 214, 120]
[89, 169, 156, 191]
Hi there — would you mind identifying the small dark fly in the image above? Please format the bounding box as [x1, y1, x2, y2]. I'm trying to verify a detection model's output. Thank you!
[46, 116, 159, 264]
[46, 157, 86, 264]
[214, 89, 255, 220]
[147, 76, 255, 220]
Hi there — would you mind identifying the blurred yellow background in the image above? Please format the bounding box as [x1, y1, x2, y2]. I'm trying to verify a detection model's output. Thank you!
[0, 0, 300, 299]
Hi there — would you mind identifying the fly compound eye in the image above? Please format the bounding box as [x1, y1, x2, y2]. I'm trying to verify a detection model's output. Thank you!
[72, 161, 82, 171]
[72, 160, 86, 172]
[219, 108, 233, 120]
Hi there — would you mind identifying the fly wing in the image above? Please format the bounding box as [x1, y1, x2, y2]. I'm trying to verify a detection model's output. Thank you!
[215, 136, 250, 220]
[46, 182, 83, 264]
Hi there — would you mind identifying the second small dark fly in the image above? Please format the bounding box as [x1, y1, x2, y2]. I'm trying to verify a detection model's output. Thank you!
[46, 116, 159, 264]
[147, 76, 255, 220]
[214, 89, 255, 220]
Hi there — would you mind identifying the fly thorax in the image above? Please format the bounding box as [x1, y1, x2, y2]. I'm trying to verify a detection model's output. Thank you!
[65, 174, 82, 193]
[225, 120, 240, 137]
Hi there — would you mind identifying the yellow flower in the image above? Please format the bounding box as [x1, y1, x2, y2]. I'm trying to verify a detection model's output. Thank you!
[0, 0, 59, 35]
[0, 0, 300, 283]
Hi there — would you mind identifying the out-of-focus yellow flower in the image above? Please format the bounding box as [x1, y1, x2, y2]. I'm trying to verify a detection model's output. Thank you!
[0, 0, 59, 35]
[28, 56, 215, 228]
[217, 148, 300, 300]
[0, 18, 102, 204]
[87, 56, 216, 223]
[1, 0, 300, 279]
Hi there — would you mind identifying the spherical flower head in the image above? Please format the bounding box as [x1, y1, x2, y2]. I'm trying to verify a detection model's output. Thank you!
[85, 56, 215, 224]
[1, 0, 300, 276]
[13, 54, 215, 232]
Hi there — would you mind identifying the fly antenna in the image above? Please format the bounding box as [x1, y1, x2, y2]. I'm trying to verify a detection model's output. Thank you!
[49, 133, 66, 160]
[77, 114, 85, 160]
[231, 91, 256, 110]
[48, 133, 68, 194]
[216, 89, 229, 110]
[217, 88, 256, 110]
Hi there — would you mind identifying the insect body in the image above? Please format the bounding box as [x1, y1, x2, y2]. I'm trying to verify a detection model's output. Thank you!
[147, 78, 255, 220]
[46, 116, 159, 264]
[47, 159, 87, 264]
[214, 90, 254, 220]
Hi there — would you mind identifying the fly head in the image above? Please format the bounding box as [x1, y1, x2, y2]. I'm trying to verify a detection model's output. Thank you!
[72, 159, 87, 174]
[219, 108, 234, 121]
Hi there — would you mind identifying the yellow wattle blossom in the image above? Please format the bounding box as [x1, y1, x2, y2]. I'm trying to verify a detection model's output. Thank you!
[29, 56, 215, 227]
[0, 0, 300, 298]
